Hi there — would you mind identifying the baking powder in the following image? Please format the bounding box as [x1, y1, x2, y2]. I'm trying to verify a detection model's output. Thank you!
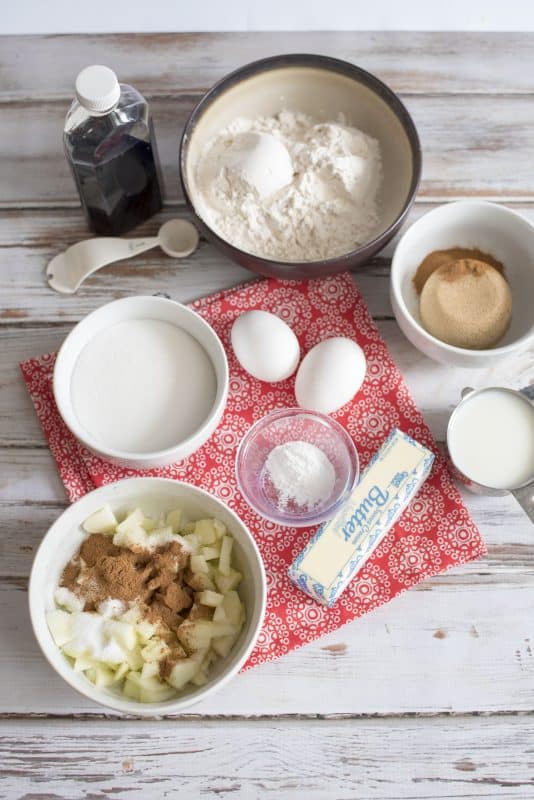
[265, 440, 336, 510]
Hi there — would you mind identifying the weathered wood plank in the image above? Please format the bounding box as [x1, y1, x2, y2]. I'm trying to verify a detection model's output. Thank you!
[1, 716, 534, 800]
[2, 32, 534, 101]
[3, 94, 534, 206]
[0, 206, 253, 324]
[3, 203, 534, 325]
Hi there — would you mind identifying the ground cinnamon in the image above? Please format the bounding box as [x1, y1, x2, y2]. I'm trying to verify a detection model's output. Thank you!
[413, 247, 505, 294]
[61, 534, 194, 628]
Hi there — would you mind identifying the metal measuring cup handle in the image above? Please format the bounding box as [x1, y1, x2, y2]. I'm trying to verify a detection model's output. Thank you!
[512, 482, 534, 523]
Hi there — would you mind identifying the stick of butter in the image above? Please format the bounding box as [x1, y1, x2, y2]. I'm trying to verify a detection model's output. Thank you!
[288, 428, 435, 607]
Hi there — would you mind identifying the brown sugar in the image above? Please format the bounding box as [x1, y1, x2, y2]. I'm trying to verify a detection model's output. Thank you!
[413, 247, 505, 294]
[420, 258, 512, 349]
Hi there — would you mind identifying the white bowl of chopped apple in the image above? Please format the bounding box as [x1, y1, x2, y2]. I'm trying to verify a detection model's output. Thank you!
[29, 477, 266, 714]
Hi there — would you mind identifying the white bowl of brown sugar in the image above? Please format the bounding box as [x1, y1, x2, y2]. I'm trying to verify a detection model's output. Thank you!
[29, 477, 266, 715]
[390, 200, 534, 367]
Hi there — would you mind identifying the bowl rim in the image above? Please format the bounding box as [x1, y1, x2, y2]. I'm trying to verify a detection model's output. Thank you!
[52, 295, 229, 463]
[179, 52, 422, 270]
[28, 476, 267, 715]
[235, 407, 360, 526]
[390, 199, 534, 359]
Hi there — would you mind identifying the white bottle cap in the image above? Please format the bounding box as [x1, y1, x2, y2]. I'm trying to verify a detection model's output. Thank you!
[75, 65, 121, 113]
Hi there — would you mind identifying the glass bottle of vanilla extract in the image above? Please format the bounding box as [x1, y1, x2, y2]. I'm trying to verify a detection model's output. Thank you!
[64, 65, 163, 235]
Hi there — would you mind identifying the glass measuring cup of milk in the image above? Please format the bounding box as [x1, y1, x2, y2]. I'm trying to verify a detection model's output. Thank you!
[447, 386, 534, 523]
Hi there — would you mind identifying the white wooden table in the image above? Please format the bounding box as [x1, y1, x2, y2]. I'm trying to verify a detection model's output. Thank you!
[1, 32, 534, 799]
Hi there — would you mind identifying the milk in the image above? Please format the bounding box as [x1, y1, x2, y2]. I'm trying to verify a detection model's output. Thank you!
[71, 319, 217, 454]
[448, 389, 534, 489]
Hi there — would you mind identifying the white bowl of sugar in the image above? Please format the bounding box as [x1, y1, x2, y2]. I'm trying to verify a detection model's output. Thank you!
[53, 296, 228, 468]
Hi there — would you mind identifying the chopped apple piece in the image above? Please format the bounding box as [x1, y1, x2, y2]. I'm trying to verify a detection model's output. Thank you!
[140, 677, 176, 703]
[123, 673, 142, 701]
[167, 658, 198, 690]
[54, 587, 84, 613]
[93, 664, 117, 688]
[166, 508, 183, 533]
[212, 519, 227, 540]
[190, 554, 209, 575]
[191, 669, 208, 687]
[113, 525, 147, 549]
[211, 622, 239, 638]
[201, 648, 218, 671]
[212, 606, 227, 623]
[46, 609, 74, 647]
[61, 639, 89, 659]
[151, 525, 173, 537]
[201, 545, 221, 561]
[185, 570, 216, 592]
[182, 521, 196, 534]
[222, 591, 244, 627]
[218, 536, 233, 576]
[194, 519, 217, 545]
[212, 634, 238, 659]
[136, 619, 156, 644]
[73, 655, 95, 672]
[148, 526, 176, 548]
[114, 662, 129, 682]
[183, 533, 199, 554]
[115, 508, 145, 534]
[190, 646, 210, 665]
[176, 620, 214, 652]
[105, 620, 137, 651]
[141, 639, 169, 663]
[214, 568, 242, 594]
[125, 646, 144, 670]
[124, 670, 143, 687]
[195, 590, 224, 608]
[207, 562, 218, 579]
[82, 504, 118, 534]
[141, 661, 160, 680]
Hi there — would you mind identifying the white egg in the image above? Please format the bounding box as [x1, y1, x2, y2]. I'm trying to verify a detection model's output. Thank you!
[231, 310, 300, 383]
[295, 337, 366, 414]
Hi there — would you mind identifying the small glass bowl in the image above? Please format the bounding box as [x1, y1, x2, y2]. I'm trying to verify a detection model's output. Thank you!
[236, 408, 359, 527]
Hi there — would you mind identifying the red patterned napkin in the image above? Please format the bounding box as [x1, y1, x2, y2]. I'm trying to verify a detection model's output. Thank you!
[21, 274, 486, 669]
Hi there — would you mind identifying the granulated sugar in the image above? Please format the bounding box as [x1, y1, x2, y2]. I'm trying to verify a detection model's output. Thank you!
[195, 110, 382, 262]
[265, 440, 336, 510]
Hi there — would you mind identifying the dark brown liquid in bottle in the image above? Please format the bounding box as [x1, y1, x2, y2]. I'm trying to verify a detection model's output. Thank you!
[65, 113, 162, 235]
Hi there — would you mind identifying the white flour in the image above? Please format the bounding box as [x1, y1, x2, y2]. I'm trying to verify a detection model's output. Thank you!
[195, 110, 382, 262]
[265, 440, 336, 510]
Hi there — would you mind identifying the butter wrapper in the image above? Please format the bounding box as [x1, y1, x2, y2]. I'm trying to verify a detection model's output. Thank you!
[288, 428, 435, 607]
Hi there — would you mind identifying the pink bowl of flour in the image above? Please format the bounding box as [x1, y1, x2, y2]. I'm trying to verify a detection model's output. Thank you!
[235, 408, 359, 527]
